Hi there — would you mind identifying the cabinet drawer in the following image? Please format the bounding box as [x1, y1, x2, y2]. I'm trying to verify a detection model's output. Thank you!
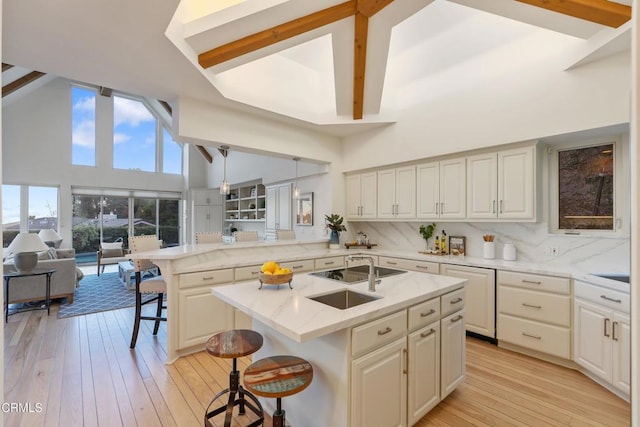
[574, 280, 630, 314]
[378, 256, 439, 274]
[441, 288, 465, 317]
[179, 269, 234, 289]
[499, 286, 571, 327]
[498, 271, 570, 294]
[352, 310, 407, 357]
[315, 256, 345, 270]
[280, 259, 314, 273]
[408, 298, 440, 331]
[498, 314, 571, 359]
[234, 265, 262, 282]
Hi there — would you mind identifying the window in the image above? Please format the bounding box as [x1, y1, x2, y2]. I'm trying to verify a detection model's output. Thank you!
[2, 185, 21, 247]
[28, 186, 58, 232]
[2, 185, 59, 248]
[113, 96, 157, 172]
[72, 86, 96, 166]
[163, 128, 183, 174]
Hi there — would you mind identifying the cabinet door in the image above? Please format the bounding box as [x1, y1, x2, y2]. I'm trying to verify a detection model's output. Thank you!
[360, 172, 378, 218]
[194, 206, 222, 234]
[441, 265, 495, 338]
[265, 186, 278, 230]
[277, 184, 292, 230]
[439, 158, 466, 219]
[178, 287, 233, 349]
[346, 174, 363, 219]
[440, 309, 465, 399]
[377, 168, 396, 218]
[612, 312, 630, 395]
[351, 338, 407, 427]
[395, 165, 416, 218]
[408, 322, 440, 425]
[416, 162, 440, 218]
[466, 153, 498, 219]
[498, 146, 534, 219]
[574, 299, 610, 382]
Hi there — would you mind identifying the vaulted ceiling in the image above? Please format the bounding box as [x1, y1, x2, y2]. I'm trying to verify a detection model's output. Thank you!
[2, 0, 632, 136]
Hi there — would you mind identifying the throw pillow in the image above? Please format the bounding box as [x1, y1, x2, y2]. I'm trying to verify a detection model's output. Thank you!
[37, 250, 49, 260]
[101, 242, 123, 250]
[102, 248, 124, 258]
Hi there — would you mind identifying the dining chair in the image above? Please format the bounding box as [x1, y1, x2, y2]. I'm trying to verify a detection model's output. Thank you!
[195, 231, 223, 244]
[275, 230, 296, 240]
[233, 231, 259, 242]
[128, 235, 167, 349]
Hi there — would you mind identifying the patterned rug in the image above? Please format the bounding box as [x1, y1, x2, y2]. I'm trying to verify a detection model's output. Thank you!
[57, 272, 139, 318]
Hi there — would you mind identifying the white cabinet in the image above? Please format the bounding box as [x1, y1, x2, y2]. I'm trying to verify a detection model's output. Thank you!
[408, 322, 440, 425]
[192, 189, 223, 238]
[417, 158, 466, 219]
[574, 280, 630, 396]
[265, 183, 292, 238]
[440, 309, 465, 399]
[440, 264, 495, 339]
[377, 166, 416, 219]
[346, 172, 377, 219]
[467, 146, 535, 220]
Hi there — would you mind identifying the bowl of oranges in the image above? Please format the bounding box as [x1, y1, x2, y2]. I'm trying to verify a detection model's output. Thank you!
[258, 260, 293, 289]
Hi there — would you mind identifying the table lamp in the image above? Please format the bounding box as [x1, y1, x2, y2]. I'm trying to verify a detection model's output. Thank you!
[38, 228, 62, 248]
[8, 233, 49, 273]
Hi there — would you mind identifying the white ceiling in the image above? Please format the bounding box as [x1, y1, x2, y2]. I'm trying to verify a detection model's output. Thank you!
[2, 0, 629, 137]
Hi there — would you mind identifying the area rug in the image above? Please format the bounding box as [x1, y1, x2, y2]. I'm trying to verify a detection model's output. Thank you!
[57, 272, 138, 318]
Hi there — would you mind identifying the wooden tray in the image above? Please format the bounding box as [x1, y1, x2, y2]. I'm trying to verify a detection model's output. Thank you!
[418, 251, 448, 256]
[258, 272, 293, 289]
[344, 243, 378, 249]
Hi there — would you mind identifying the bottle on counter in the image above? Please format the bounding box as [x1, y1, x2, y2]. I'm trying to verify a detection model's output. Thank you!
[441, 230, 447, 254]
[434, 236, 440, 253]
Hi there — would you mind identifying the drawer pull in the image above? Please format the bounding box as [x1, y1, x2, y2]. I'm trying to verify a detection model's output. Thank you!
[416, 265, 429, 270]
[421, 328, 436, 338]
[604, 318, 610, 337]
[450, 298, 463, 304]
[600, 295, 622, 304]
[378, 327, 392, 336]
[612, 321, 619, 341]
[292, 265, 304, 269]
[251, 271, 259, 275]
[324, 261, 335, 265]
[386, 261, 398, 265]
[420, 309, 436, 318]
[522, 280, 541, 285]
[450, 315, 463, 323]
[521, 303, 542, 309]
[522, 332, 541, 340]
[202, 276, 213, 281]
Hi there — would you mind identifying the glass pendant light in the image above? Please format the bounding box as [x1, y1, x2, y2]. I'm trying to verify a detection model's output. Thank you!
[293, 157, 300, 200]
[219, 145, 230, 195]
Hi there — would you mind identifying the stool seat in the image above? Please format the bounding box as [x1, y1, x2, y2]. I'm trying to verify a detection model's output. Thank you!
[206, 329, 263, 358]
[244, 355, 313, 399]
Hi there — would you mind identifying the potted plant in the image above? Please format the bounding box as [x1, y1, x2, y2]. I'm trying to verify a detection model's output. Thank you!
[419, 223, 436, 251]
[325, 214, 346, 249]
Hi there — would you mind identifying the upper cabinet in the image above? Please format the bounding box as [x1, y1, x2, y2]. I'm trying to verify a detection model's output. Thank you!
[467, 146, 536, 220]
[417, 158, 466, 220]
[346, 172, 377, 219]
[377, 166, 416, 219]
[265, 183, 292, 238]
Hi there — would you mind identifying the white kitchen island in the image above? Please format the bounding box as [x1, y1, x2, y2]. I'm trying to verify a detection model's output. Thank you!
[212, 269, 467, 427]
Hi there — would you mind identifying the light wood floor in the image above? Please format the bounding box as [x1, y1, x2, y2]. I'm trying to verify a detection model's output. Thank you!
[4, 303, 630, 427]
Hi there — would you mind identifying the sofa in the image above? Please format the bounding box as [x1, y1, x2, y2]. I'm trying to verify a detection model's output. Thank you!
[4, 248, 80, 304]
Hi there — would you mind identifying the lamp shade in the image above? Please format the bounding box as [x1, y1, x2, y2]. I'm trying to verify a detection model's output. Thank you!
[8, 233, 49, 273]
[38, 229, 62, 248]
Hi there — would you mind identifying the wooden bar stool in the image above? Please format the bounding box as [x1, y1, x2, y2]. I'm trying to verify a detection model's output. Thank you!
[243, 355, 313, 427]
[204, 330, 265, 427]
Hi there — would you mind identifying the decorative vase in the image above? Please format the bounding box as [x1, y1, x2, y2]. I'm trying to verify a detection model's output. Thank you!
[329, 230, 340, 249]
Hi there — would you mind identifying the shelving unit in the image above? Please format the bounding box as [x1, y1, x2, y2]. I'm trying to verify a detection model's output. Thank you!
[225, 183, 266, 222]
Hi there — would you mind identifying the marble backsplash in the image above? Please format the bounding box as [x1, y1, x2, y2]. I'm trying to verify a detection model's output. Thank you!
[347, 221, 630, 274]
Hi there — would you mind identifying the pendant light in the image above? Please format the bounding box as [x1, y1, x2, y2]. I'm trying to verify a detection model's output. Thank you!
[219, 145, 230, 195]
[293, 157, 300, 200]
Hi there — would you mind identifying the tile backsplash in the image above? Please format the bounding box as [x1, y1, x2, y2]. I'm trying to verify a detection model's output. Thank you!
[348, 221, 630, 274]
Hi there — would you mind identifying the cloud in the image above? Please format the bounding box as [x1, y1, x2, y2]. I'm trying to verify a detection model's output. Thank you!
[72, 119, 95, 147]
[73, 96, 95, 113]
[114, 132, 131, 145]
[114, 97, 154, 127]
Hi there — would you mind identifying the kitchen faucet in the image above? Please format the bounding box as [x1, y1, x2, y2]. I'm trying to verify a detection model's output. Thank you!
[347, 255, 381, 292]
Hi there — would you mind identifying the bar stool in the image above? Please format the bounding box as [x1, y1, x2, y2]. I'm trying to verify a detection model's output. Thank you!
[204, 329, 265, 427]
[243, 355, 313, 427]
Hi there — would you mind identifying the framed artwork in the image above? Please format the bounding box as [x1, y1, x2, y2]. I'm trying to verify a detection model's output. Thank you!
[296, 192, 314, 226]
[449, 236, 466, 256]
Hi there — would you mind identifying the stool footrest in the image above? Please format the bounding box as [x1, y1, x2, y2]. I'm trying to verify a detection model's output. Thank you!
[204, 386, 264, 427]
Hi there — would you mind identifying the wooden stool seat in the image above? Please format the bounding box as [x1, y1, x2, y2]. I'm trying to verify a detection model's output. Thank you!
[206, 329, 264, 359]
[244, 356, 313, 427]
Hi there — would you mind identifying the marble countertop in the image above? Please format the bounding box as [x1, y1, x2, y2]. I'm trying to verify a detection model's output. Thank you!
[211, 270, 466, 343]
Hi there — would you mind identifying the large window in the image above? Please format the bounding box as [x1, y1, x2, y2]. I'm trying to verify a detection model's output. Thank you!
[163, 127, 183, 175]
[2, 185, 59, 247]
[113, 96, 157, 172]
[71, 86, 96, 166]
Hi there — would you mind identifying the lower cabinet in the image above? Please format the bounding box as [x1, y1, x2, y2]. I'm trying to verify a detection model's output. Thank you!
[178, 286, 234, 349]
[440, 309, 466, 398]
[407, 322, 440, 425]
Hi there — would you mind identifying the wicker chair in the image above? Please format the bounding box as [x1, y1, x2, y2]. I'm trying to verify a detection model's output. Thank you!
[195, 232, 223, 244]
[233, 231, 259, 242]
[275, 230, 296, 240]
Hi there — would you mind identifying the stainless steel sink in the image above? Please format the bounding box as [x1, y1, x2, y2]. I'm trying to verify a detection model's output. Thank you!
[307, 289, 381, 310]
[592, 273, 630, 283]
[308, 265, 406, 284]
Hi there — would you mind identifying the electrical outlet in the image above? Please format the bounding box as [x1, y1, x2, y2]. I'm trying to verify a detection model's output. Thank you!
[550, 247, 559, 256]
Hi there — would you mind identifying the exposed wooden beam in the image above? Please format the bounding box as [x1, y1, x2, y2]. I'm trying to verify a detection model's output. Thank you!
[159, 100, 173, 115]
[99, 86, 112, 97]
[2, 71, 46, 97]
[198, 1, 357, 69]
[2, 63, 14, 72]
[353, 13, 368, 120]
[514, 0, 631, 28]
[357, 0, 394, 18]
[197, 146, 213, 164]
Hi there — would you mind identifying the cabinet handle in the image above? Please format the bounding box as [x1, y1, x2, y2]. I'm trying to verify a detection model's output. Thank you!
[450, 315, 464, 323]
[292, 265, 304, 269]
[420, 309, 436, 318]
[521, 303, 542, 309]
[450, 297, 463, 304]
[386, 261, 398, 265]
[324, 261, 335, 265]
[435, 202, 439, 215]
[500, 200, 503, 213]
[403, 348, 408, 374]
[202, 276, 213, 280]
[604, 318, 610, 337]
[378, 327, 392, 336]
[522, 332, 541, 340]
[522, 280, 541, 285]
[416, 265, 429, 270]
[600, 295, 622, 304]
[612, 321, 619, 341]
[420, 328, 436, 338]
[492, 200, 496, 213]
[440, 202, 444, 214]
[251, 271, 259, 275]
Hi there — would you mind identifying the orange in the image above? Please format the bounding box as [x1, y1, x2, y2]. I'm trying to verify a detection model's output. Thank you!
[261, 261, 278, 273]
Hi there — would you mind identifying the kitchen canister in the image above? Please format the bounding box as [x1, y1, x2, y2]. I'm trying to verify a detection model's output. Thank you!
[483, 241, 496, 259]
[503, 243, 517, 261]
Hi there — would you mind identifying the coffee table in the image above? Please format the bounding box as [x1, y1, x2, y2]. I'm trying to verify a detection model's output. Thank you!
[118, 261, 136, 290]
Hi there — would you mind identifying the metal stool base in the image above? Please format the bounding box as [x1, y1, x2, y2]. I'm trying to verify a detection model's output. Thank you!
[204, 366, 264, 427]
